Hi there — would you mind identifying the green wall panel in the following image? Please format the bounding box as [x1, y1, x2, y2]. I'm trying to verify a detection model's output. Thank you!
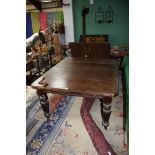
[72, 0, 129, 47]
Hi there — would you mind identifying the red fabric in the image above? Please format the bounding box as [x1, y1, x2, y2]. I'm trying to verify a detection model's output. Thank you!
[58, 23, 65, 33]
[39, 12, 47, 31]
[80, 97, 117, 155]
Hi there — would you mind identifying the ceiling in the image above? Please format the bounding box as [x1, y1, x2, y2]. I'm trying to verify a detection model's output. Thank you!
[26, 0, 63, 11]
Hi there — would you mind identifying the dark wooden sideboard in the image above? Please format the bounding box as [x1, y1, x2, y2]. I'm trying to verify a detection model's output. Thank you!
[79, 34, 108, 43]
[69, 42, 111, 59]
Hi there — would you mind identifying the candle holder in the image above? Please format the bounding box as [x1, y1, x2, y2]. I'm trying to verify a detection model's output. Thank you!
[95, 7, 104, 24]
[105, 5, 114, 24]
[95, 5, 114, 24]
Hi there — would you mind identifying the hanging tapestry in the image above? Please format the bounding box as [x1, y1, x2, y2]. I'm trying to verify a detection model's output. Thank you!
[46, 11, 64, 32]
[31, 12, 40, 33]
[47, 12, 56, 32]
[39, 12, 47, 31]
[26, 12, 33, 38]
[55, 11, 64, 24]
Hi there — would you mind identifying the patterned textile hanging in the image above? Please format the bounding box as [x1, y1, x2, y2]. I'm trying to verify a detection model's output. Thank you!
[55, 11, 63, 24]
[39, 12, 47, 31]
[26, 12, 33, 38]
[47, 12, 56, 32]
[31, 12, 40, 33]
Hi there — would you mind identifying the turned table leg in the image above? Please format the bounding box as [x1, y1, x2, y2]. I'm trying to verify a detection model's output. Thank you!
[37, 90, 50, 120]
[100, 97, 112, 130]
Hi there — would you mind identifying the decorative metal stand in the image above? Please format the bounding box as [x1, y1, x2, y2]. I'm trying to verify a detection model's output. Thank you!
[81, 6, 89, 36]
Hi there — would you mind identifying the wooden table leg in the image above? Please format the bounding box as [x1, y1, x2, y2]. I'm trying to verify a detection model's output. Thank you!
[100, 97, 112, 130]
[37, 90, 50, 120]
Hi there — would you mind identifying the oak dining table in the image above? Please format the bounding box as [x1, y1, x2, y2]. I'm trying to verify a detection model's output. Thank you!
[31, 57, 118, 129]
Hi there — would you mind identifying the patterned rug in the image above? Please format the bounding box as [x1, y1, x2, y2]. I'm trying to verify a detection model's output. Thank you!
[26, 72, 129, 155]
[80, 97, 116, 155]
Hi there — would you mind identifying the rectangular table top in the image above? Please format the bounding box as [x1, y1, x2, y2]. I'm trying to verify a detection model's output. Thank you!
[31, 57, 118, 98]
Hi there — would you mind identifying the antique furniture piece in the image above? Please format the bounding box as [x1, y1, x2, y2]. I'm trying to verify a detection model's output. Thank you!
[31, 57, 118, 129]
[26, 31, 64, 85]
[69, 42, 110, 59]
[111, 46, 129, 59]
[79, 34, 108, 43]
[111, 45, 129, 70]
[26, 54, 36, 85]
[26, 50, 53, 85]
[26, 54, 35, 71]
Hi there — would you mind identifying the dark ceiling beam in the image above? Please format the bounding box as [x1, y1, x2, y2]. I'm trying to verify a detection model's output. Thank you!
[28, 0, 42, 11]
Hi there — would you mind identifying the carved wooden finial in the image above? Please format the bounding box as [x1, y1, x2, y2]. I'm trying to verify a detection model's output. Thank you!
[38, 77, 48, 87]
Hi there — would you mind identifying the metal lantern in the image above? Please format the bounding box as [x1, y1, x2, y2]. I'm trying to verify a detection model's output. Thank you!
[105, 6, 114, 24]
[95, 7, 104, 24]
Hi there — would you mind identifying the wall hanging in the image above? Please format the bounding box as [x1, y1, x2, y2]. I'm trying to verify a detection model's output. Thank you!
[95, 5, 114, 24]
[105, 6, 114, 24]
[95, 7, 104, 24]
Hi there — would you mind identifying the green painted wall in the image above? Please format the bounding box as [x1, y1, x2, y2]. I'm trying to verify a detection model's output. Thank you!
[72, 0, 129, 47]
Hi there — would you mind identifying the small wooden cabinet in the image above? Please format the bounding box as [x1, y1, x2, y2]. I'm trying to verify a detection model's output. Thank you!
[69, 42, 111, 59]
[79, 34, 108, 43]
